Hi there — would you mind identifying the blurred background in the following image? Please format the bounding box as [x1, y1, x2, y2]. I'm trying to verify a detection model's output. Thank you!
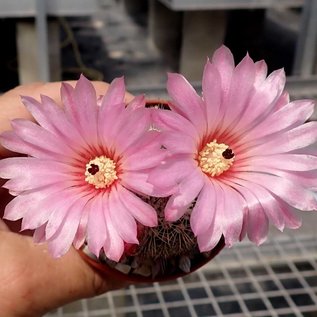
[1, 0, 317, 316]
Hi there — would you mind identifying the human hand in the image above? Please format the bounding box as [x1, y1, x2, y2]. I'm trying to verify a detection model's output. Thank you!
[0, 81, 132, 317]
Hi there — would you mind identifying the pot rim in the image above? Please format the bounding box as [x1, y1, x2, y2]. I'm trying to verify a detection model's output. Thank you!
[79, 237, 225, 283]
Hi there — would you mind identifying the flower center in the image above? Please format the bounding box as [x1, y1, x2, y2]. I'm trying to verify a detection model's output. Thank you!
[198, 139, 235, 177]
[85, 156, 118, 189]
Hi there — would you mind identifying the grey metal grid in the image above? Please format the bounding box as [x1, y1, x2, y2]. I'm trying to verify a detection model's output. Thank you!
[45, 234, 317, 317]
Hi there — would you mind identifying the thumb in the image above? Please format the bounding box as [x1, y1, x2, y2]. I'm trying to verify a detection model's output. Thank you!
[0, 231, 126, 317]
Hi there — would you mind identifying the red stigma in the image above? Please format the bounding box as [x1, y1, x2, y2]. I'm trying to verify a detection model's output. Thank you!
[222, 148, 235, 159]
[88, 164, 99, 175]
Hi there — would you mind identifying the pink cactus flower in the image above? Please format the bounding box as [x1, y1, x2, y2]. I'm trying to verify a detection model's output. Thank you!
[150, 46, 317, 252]
[0, 76, 161, 260]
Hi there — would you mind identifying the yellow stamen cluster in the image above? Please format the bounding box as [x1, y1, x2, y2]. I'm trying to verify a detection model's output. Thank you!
[85, 156, 118, 189]
[198, 140, 234, 177]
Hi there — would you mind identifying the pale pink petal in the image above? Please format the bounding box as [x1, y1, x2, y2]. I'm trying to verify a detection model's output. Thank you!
[61, 82, 77, 121]
[158, 131, 197, 155]
[61, 77, 100, 149]
[0, 131, 60, 160]
[123, 130, 160, 157]
[22, 96, 54, 132]
[108, 188, 138, 244]
[151, 108, 198, 139]
[0, 158, 76, 192]
[86, 194, 108, 256]
[254, 60, 268, 88]
[97, 100, 126, 150]
[238, 168, 317, 191]
[233, 172, 317, 211]
[165, 169, 204, 221]
[216, 181, 244, 247]
[11, 119, 80, 159]
[167, 73, 207, 136]
[211, 45, 235, 95]
[39, 95, 87, 148]
[235, 69, 286, 133]
[191, 181, 217, 236]
[274, 91, 290, 110]
[45, 189, 87, 239]
[73, 76, 99, 145]
[239, 100, 314, 144]
[4, 183, 64, 221]
[114, 108, 151, 154]
[103, 205, 124, 262]
[73, 206, 89, 249]
[226, 177, 284, 231]
[276, 199, 302, 229]
[118, 185, 158, 227]
[224, 181, 268, 245]
[0, 157, 70, 179]
[33, 224, 46, 243]
[121, 133, 166, 171]
[148, 155, 197, 192]
[22, 95, 86, 150]
[246, 197, 269, 245]
[196, 182, 224, 251]
[247, 121, 317, 156]
[21, 187, 78, 231]
[47, 198, 84, 257]
[100, 76, 125, 109]
[239, 154, 317, 172]
[120, 170, 154, 196]
[202, 60, 222, 131]
[197, 224, 222, 252]
[218, 54, 256, 134]
[127, 94, 146, 110]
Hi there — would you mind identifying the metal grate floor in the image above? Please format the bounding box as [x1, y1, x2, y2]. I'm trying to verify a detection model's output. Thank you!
[45, 233, 317, 317]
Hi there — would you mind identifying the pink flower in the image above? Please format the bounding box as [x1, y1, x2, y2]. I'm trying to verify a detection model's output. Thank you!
[150, 46, 317, 251]
[0, 76, 161, 260]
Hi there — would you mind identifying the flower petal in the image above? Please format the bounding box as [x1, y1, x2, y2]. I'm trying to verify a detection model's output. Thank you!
[246, 196, 269, 245]
[218, 54, 256, 135]
[86, 194, 108, 256]
[211, 45, 235, 95]
[118, 185, 158, 227]
[0, 131, 59, 159]
[254, 60, 268, 88]
[100, 76, 125, 108]
[167, 73, 206, 136]
[191, 181, 217, 236]
[120, 170, 154, 196]
[216, 181, 244, 247]
[11, 119, 80, 159]
[148, 155, 197, 194]
[73, 206, 89, 249]
[22, 95, 86, 149]
[235, 69, 286, 133]
[127, 94, 146, 110]
[253, 100, 314, 141]
[151, 108, 198, 138]
[122, 133, 166, 171]
[247, 121, 317, 156]
[114, 108, 152, 155]
[165, 169, 204, 221]
[47, 198, 84, 257]
[239, 154, 317, 172]
[3, 183, 64, 221]
[233, 172, 317, 211]
[202, 60, 222, 131]
[103, 205, 124, 262]
[108, 187, 138, 244]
